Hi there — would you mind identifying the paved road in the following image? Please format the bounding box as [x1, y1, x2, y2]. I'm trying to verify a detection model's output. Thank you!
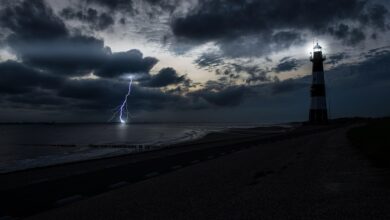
[0, 125, 342, 219]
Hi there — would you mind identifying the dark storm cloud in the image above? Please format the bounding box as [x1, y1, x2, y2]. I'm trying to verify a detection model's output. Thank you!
[57, 77, 191, 112]
[127, 86, 187, 111]
[190, 85, 252, 107]
[1, 0, 389, 122]
[12, 36, 109, 76]
[271, 31, 304, 49]
[230, 64, 260, 76]
[171, 0, 368, 40]
[0, 0, 201, 119]
[58, 78, 123, 101]
[84, 0, 179, 14]
[213, 30, 304, 58]
[1, 45, 390, 121]
[94, 49, 158, 78]
[334, 49, 390, 87]
[325, 53, 347, 65]
[348, 29, 367, 45]
[273, 57, 302, 73]
[211, 62, 273, 84]
[86, 0, 133, 11]
[360, 4, 389, 30]
[141, 67, 187, 88]
[328, 24, 349, 39]
[1, 0, 159, 78]
[271, 78, 309, 95]
[214, 69, 235, 81]
[1, 0, 106, 75]
[6, 90, 68, 107]
[228, 63, 272, 83]
[0, 0, 68, 41]
[194, 53, 224, 69]
[362, 45, 390, 59]
[9, 36, 156, 78]
[0, 59, 186, 114]
[0, 60, 64, 94]
[327, 24, 366, 45]
[170, 0, 389, 60]
[60, 7, 115, 30]
[245, 71, 272, 84]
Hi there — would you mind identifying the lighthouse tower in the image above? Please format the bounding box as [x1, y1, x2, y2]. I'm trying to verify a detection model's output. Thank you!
[309, 43, 328, 123]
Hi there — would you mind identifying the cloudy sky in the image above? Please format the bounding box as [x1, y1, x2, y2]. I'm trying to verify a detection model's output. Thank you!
[0, 0, 389, 123]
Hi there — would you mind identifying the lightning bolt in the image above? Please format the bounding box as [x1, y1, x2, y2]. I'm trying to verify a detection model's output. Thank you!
[109, 76, 133, 123]
[119, 76, 133, 123]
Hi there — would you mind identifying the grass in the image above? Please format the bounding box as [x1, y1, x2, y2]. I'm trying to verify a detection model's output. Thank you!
[347, 117, 390, 168]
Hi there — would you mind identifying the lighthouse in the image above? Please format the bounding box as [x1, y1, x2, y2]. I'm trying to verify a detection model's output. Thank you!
[309, 43, 328, 124]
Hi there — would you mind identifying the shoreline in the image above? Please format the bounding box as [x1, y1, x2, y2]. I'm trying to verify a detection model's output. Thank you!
[0, 122, 344, 194]
[0, 123, 281, 174]
[0, 124, 292, 175]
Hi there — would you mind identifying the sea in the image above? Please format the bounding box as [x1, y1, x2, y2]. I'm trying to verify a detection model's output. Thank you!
[0, 123, 266, 173]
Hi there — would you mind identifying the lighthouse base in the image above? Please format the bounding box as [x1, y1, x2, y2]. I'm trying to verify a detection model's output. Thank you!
[309, 109, 328, 124]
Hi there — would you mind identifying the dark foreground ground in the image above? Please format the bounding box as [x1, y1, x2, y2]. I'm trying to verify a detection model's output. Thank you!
[347, 118, 390, 168]
[1, 119, 390, 219]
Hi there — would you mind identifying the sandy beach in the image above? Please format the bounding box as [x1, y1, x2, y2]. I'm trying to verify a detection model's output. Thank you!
[1, 121, 390, 219]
